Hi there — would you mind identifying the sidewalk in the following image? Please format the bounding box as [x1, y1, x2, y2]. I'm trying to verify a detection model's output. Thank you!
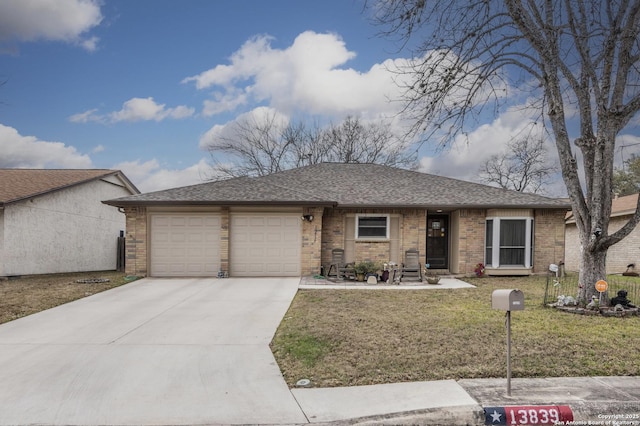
[292, 376, 640, 425]
[299, 275, 475, 290]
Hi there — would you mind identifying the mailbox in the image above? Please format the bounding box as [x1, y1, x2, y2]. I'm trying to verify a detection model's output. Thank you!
[492, 289, 525, 311]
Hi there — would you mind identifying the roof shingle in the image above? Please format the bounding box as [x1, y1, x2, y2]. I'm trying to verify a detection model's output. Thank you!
[0, 169, 127, 205]
[104, 163, 570, 209]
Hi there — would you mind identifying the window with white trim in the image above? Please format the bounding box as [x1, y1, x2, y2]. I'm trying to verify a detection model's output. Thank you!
[356, 215, 389, 239]
[485, 218, 534, 268]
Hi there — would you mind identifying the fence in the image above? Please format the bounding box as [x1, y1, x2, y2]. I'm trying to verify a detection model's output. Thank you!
[543, 272, 640, 307]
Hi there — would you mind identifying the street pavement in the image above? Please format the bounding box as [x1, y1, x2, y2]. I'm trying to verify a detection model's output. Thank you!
[0, 277, 638, 425]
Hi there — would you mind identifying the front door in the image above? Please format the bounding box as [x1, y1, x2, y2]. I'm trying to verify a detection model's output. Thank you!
[426, 215, 449, 269]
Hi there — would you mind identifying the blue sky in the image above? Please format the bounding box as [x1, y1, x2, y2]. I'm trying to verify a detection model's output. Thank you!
[1, 0, 635, 194]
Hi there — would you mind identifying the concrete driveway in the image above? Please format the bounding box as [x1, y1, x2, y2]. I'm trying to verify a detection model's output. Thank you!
[0, 277, 308, 425]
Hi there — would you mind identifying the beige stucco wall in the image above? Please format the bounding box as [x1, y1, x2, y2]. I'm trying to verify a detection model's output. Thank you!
[565, 215, 640, 274]
[1, 177, 132, 276]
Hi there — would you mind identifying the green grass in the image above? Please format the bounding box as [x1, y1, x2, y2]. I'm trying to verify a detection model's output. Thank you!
[278, 331, 332, 367]
[270, 275, 640, 388]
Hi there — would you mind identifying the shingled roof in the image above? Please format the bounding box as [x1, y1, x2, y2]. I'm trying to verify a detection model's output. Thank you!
[104, 163, 570, 209]
[0, 169, 139, 206]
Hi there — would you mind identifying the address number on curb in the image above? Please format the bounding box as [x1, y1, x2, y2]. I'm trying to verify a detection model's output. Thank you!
[484, 405, 574, 425]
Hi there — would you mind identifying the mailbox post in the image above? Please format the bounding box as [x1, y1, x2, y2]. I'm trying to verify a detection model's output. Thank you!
[492, 289, 524, 396]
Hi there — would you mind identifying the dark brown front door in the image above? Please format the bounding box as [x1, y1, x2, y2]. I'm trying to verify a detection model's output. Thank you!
[426, 215, 449, 269]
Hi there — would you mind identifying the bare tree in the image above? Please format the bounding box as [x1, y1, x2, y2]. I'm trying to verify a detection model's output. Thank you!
[368, 0, 640, 303]
[321, 116, 416, 167]
[479, 137, 558, 194]
[206, 110, 294, 178]
[206, 112, 417, 178]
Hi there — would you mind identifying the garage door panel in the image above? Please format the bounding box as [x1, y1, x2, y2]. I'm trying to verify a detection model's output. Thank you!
[187, 217, 204, 226]
[250, 233, 265, 243]
[266, 233, 282, 243]
[283, 264, 299, 273]
[282, 247, 298, 257]
[186, 233, 203, 243]
[230, 213, 301, 277]
[151, 214, 220, 277]
[170, 234, 186, 243]
[170, 217, 186, 226]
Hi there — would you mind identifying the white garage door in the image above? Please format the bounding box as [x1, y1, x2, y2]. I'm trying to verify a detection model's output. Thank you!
[230, 213, 301, 277]
[150, 213, 220, 277]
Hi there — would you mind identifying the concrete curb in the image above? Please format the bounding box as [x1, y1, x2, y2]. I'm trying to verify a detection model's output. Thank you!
[312, 401, 640, 426]
[314, 405, 485, 425]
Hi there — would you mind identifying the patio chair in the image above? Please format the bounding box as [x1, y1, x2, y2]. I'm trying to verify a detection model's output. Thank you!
[326, 248, 355, 280]
[401, 249, 422, 282]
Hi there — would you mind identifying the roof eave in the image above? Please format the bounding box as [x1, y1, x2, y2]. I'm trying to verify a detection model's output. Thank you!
[102, 199, 337, 208]
[336, 203, 572, 210]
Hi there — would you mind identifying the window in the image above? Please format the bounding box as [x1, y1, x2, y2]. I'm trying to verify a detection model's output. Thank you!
[356, 215, 389, 239]
[485, 219, 493, 263]
[485, 218, 533, 268]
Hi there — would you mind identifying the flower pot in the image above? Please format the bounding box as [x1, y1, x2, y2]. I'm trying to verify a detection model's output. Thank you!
[426, 276, 441, 284]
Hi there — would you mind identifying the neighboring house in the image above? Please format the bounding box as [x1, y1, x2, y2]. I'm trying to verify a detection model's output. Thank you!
[104, 163, 570, 278]
[0, 169, 139, 277]
[565, 193, 640, 274]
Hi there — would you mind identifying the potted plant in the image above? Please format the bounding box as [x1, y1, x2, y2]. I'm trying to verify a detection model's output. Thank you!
[354, 261, 379, 282]
[424, 263, 440, 284]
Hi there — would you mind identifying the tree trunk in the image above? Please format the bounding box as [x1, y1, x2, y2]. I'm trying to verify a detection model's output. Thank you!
[577, 245, 607, 304]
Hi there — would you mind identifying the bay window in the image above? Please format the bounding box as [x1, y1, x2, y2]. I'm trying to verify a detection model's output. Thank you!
[485, 218, 533, 268]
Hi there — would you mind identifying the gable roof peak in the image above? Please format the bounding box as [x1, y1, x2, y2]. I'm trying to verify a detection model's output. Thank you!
[0, 169, 138, 205]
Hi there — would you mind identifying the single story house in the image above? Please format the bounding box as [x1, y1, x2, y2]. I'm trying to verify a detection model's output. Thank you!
[0, 169, 139, 277]
[104, 163, 570, 278]
[105, 163, 569, 278]
[565, 193, 640, 274]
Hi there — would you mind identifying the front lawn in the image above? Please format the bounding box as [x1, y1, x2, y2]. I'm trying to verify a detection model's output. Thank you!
[270, 275, 640, 388]
[0, 271, 130, 324]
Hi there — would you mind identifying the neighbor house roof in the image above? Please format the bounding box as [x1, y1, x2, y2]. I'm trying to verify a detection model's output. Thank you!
[565, 193, 640, 223]
[104, 163, 570, 210]
[0, 169, 139, 206]
[611, 193, 640, 217]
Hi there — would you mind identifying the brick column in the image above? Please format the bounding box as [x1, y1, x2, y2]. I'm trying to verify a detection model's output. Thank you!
[219, 207, 229, 274]
[301, 207, 324, 276]
[456, 209, 486, 275]
[124, 206, 147, 276]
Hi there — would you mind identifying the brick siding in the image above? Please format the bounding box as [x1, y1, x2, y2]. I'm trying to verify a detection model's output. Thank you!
[534, 209, 566, 273]
[124, 206, 147, 276]
[565, 215, 640, 274]
[454, 209, 486, 274]
[301, 207, 324, 276]
[123, 205, 566, 278]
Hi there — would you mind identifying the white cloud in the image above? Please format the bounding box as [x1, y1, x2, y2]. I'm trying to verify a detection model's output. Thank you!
[92, 144, 105, 153]
[183, 31, 402, 119]
[69, 108, 103, 124]
[70, 97, 195, 123]
[113, 158, 211, 192]
[0, 0, 102, 52]
[418, 105, 564, 194]
[0, 123, 92, 168]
